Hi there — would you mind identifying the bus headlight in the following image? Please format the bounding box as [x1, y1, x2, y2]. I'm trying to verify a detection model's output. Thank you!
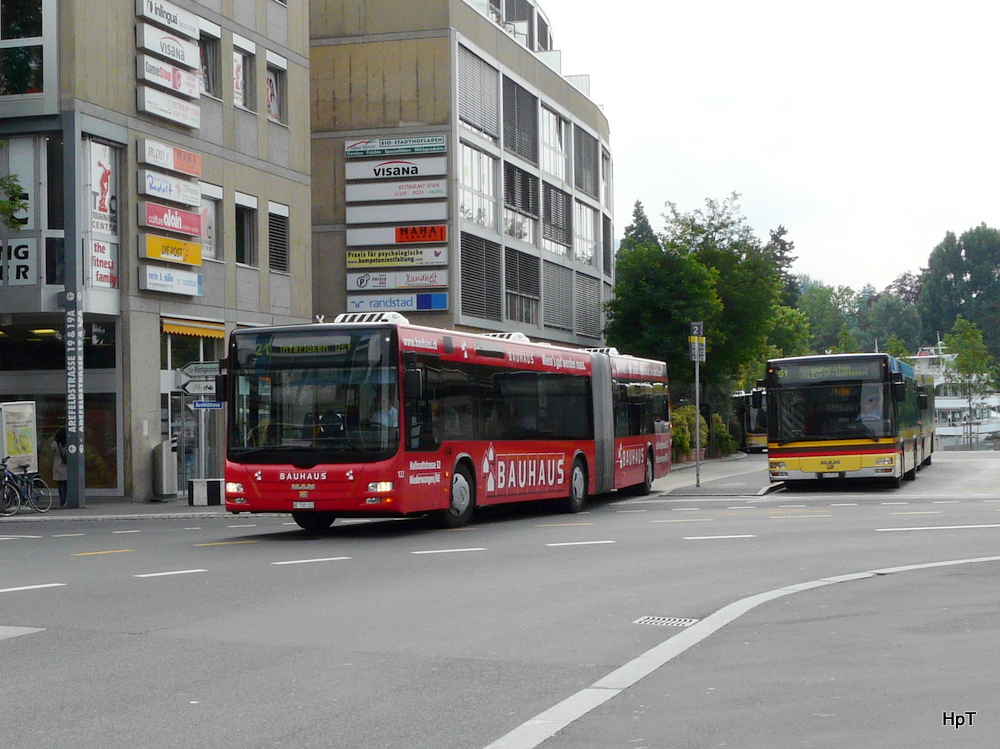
[226, 482, 245, 494]
[875, 457, 894, 466]
[770, 462, 785, 470]
[368, 481, 394, 492]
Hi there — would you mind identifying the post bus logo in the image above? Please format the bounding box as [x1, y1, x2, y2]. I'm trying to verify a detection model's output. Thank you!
[481, 443, 566, 497]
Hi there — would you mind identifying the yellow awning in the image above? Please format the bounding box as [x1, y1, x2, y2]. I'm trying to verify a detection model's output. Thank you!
[161, 317, 225, 339]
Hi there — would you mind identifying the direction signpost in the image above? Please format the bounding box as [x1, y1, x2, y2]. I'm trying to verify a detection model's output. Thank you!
[690, 322, 706, 487]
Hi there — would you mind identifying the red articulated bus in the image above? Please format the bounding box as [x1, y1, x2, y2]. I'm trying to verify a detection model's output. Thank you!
[221, 312, 671, 531]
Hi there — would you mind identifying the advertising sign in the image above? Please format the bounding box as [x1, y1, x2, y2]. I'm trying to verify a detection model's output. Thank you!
[140, 233, 203, 266]
[346, 202, 447, 225]
[346, 247, 448, 268]
[139, 265, 203, 296]
[346, 225, 448, 246]
[7, 137, 34, 230]
[90, 239, 119, 288]
[138, 169, 201, 206]
[344, 135, 447, 158]
[138, 0, 200, 40]
[344, 156, 447, 181]
[136, 23, 199, 69]
[0, 238, 38, 285]
[89, 140, 119, 236]
[345, 292, 449, 313]
[347, 270, 448, 291]
[0, 401, 38, 474]
[138, 138, 202, 177]
[139, 201, 202, 236]
[397, 225, 447, 243]
[138, 86, 201, 128]
[137, 54, 200, 99]
[346, 179, 447, 203]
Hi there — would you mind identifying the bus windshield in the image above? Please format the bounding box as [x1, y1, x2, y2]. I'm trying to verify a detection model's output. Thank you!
[228, 327, 399, 463]
[770, 382, 892, 443]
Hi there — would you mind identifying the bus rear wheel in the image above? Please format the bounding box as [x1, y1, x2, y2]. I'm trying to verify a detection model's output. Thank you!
[436, 464, 475, 528]
[292, 511, 336, 533]
[562, 458, 587, 513]
[632, 451, 654, 496]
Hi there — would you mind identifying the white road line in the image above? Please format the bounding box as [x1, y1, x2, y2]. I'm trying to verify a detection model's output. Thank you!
[0, 583, 66, 594]
[876, 524, 1000, 533]
[113, 530, 142, 534]
[481, 555, 1000, 749]
[227, 524, 257, 528]
[727, 506, 755, 511]
[0, 535, 42, 540]
[184, 527, 202, 531]
[545, 541, 615, 547]
[52, 533, 85, 538]
[933, 501, 959, 504]
[134, 569, 208, 578]
[671, 507, 702, 512]
[651, 518, 712, 523]
[881, 502, 909, 505]
[831, 503, 857, 506]
[684, 534, 756, 540]
[779, 504, 806, 508]
[271, 557, 351, 566]
[0, 625, 45, 641]
[411, 547, 487, 555]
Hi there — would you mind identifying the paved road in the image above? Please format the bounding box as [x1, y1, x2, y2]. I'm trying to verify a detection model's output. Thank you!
[2, 451, 998, 748]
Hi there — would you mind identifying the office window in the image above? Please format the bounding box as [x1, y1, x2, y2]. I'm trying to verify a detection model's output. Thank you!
[503, 76, 537, 163]
[233, 38, 255, 110]
[460, 232, 502, 321]
[235, 193, 257, 266]
[601, 149, 613, 209]
[265, 51, 286, 123]
[574, 201, 597, 266]
[543, 260, 572, 331]
[541, 183, 571, 256]
[574, 125, 599, 199]
[505, 247, 540, 325]
[199, 32, 220, 97]
[458, 46, 499, 142]
[0, 0, 44, 95]
[540, 107, 568, 181]
[503, 162, 538, 244]
[268, 202, 289, 272]
[602, 213, 613, 278]
[575, 272, 601, 338]
[459, 142, 498, 230]
[200, 183, 222, 260]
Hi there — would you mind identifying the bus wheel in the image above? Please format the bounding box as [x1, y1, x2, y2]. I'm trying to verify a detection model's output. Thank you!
[437, 464, 475, 528]
[292, 511, 336, 533]
[562, 458, 588, 513]
[635, 451, 654, 496]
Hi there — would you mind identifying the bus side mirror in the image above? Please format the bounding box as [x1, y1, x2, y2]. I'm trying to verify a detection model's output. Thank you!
[751, 389, 763, 409]
[214, 374, 228, 402]
[403, 368, 424, 400]
[891, 372, 906, 401]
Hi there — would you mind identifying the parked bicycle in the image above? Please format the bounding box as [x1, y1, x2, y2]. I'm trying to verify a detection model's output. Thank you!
[1, 456, 52, 514]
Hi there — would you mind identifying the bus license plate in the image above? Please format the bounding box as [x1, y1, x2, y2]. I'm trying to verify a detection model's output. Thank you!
[293, 501, 315, 509]
[821, 472, 839, 479]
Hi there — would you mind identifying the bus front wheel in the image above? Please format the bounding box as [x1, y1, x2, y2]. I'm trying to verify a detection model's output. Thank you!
[437, 464, 475, 528]
[292, 511, 336, 533]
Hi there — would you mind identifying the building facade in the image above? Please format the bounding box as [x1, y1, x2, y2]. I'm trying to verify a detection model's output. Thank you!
[0, 0, 312, 501]
[310, 0, 615, 345]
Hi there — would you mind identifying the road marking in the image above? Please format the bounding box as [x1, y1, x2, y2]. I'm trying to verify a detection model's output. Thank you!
[727, 506, 755, 510]
[184, 527, 202, 531]
[545, 541, 615, 547]
[769, 514, 833, 519]
[411, 547, 487, 555]
[227, 524, 257, 528]
[651, 518, 713, 523]
[113, 530, 142, 534]
[684, 535, 756, 540]
[271, 557, 351, 566]
[933, 501, 959, 505]
[481, 555, 1000, 749]
[876, 524, 1000, 533]
[73, 549, 134, 556]
[779, 504, 806, 508]
[193, 540, 259, 547]
[0, 535, 42, 540]
[52, 533, 85, 538]
[0, 583, 66, 594]
[0, 625, 45, 641]
[134, 569, 208, 578]
[831, 503, 857, 506]
[616, 509, 648, 513]
[671, 507, 702, 512]
[535, 523, 594, 527]
[882, 502, 909, 505]
[890, 511, 942, 516]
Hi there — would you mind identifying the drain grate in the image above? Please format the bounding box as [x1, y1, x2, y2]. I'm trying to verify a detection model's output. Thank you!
[633, 616, 700, 627]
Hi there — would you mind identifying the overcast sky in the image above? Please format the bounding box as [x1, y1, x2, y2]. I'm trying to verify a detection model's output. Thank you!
[539, 0, 1000, 291]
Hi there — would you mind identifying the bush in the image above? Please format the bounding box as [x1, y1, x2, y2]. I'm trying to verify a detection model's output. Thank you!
[672, 405, 708, 460]
[709, 412, 739, 458]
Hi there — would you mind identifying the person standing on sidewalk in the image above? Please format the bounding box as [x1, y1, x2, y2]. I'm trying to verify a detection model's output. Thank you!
[51, 428, 68, 507]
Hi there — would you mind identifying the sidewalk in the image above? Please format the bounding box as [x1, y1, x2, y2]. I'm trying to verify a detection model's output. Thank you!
[1, 452, 773, 523]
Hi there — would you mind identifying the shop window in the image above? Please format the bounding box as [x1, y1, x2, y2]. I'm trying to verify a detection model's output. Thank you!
[235, 193, 257, 266]
[265, 52, 286, 123]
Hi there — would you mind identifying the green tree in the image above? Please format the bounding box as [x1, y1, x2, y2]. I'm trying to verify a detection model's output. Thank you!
[1, 141, 27, 230]
[919, 225, 1000, 357]
[884, 334, 910, 359]
[835, 324, 859, 353]
[620, 200, 660, 251]
[942, 316, 998, 443]
[604, 242, 722, 390]
[797, 283, 848, 353]
[763, 225, 800, 307]
[660, 194, 783, 387]
[859, 294, 922, 353]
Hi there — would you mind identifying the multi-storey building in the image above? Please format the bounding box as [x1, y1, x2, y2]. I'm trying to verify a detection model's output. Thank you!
[310, 0, 615, 346]
[0, 0, 312, 502]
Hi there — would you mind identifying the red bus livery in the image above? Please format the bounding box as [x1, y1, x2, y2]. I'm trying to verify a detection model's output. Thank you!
[221, 312, 671, 531]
